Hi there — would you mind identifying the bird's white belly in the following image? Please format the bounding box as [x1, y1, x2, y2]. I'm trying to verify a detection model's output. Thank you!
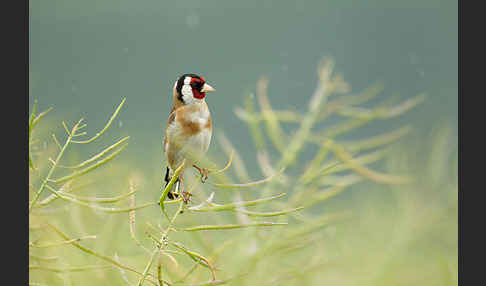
[166, 106, 212, 169]
[186, 128, 212, 154]
[169, 128, 211, 169]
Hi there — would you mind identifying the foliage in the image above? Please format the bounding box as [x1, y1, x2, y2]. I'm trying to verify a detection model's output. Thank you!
[28, 58, 456, 286]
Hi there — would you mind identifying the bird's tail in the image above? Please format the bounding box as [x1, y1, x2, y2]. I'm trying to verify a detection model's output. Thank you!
[164, 166, 179, 199]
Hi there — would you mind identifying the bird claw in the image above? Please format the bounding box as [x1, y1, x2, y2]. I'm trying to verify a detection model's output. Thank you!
[193, 165, 209, 183]
[200, 168, 209, 183]
[167, 191, 179, 200]
[182, 191, 192, 204]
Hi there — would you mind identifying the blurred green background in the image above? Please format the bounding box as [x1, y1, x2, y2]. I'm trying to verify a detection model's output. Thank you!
[29, 0, 457, 173]
[29, 0, 457, 285]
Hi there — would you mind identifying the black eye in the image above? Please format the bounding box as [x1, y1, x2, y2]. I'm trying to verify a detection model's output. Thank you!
[191, 81, 203, 90]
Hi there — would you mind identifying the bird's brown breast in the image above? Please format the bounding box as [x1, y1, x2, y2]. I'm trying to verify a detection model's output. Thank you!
[175, 102, 211, 137]
[164, 101, 211, 146]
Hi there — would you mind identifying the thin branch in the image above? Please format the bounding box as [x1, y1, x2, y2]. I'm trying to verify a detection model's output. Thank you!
[72, 98, 126, 143]
[59, 136, 130, 169]
[32, 107, 54, 129]
[29, 235, 96, 248]
[183, 222, 287, 232]
[207, 150, 234, 175]
[188, 193, 286, 212]
[332, 145, 413, 184]
[256, 76, 287, 152]
[29, 264, 110, 273]
[62, 121, 71, 136]
[137, 249, 159, 286]
[207, 169, 283, 189]
[44, 185, 157, 213]
[169, 242, 216, 281]
[61, 188, 137, 204]
[51, 134, 62, 150]
[46, 224, 160, 285]
[236, 207, 304, 217]
[159, 161, 185, 213]
[29, 118, 83, 212]
[48, 143, 128, 183]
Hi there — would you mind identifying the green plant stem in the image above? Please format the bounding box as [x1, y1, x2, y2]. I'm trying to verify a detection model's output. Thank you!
[43, 185, 157, 213]
[159, 161, 185, 215]
[183, 222, 287, 231]
[188, 193, 286, 212]
[235, 207, 304, 217]
[72, 98, 126, 144]
[137, 249, 159, 286]
[29, 264, 110, 273]
[47, 224, 160, 286]
[29, 119, 80, 213]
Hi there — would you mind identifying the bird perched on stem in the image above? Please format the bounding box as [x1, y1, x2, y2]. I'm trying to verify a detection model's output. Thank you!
[163, 74, 215, 203]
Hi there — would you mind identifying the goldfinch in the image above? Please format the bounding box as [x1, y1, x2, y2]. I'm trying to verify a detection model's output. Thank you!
[163, 73, 215, 202]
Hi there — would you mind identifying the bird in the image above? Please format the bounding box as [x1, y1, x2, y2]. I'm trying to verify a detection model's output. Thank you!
[162, 73, 215, 203]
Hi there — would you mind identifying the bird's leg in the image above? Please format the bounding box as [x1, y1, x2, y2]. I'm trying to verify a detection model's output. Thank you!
[165, 167, 179, 200]
[179, 174, 192, 204]
[193, 164, 209, 183]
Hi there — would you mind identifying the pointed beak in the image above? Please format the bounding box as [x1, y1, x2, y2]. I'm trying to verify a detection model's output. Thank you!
[201, 83, 215, 93]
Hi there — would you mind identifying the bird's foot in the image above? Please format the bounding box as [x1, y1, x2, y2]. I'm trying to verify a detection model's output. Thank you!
[193, 165, 209, 183]
[181, 191, 192, 204]
[167, 191, 179, 200]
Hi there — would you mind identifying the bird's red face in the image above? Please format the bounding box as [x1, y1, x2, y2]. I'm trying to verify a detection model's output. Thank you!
[189, 77, 207, 99]
[176, 74, 215, 104]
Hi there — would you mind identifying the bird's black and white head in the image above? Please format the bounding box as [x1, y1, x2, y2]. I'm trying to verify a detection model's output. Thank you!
[174, 73, 215, 105]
